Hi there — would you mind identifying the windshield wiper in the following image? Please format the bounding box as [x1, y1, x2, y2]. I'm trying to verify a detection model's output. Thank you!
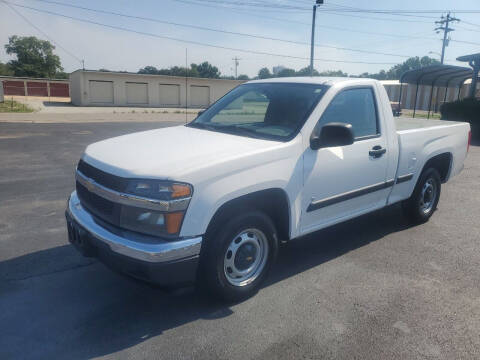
[187, 122, 218, 131]
[214, 125, 264, 139]
[188, 122, 263, 139]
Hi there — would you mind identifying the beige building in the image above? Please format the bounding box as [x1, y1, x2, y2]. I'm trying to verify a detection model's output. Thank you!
[69, 70, 245, 108]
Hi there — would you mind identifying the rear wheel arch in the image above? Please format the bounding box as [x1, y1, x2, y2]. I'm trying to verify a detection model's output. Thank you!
[420, 152, 452, 183]
[204, 188, 291, 243]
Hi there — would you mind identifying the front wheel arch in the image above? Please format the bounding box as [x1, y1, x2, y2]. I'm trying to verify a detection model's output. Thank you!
[204, 188, 291, 243]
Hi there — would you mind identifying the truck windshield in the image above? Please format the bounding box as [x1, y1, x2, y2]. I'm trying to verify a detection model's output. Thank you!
[187, 83, 328, 141]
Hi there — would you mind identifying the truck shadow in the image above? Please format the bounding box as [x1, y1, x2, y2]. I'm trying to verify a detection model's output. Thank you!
[265, 203, 410, 287]
[0, 204, 412, 359]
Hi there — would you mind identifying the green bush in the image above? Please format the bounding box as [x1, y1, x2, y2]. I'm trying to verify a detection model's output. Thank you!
[440, 98, 480, 139]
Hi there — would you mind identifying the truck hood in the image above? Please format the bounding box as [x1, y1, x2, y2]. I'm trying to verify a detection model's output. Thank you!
[82, 125, 290, 180]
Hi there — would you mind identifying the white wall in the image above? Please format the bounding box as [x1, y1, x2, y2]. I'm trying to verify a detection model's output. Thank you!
[70, 70, 245, 107]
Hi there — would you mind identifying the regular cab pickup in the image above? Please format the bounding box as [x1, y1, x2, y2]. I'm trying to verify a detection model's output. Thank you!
[66, 77, 471, 301]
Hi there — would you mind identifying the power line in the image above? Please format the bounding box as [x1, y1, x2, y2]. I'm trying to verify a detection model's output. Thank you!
[183, 0, 480, 15]
[316, 9, 433, 23]
[170, 0, 440, 39]
[170, 0, 480, 46]
[461, 20, 480, 29]
[1, 0, 82, 64]
[176, 0, 311, 11]
[18, 0, 413, 58]
[456, 24, 480, 33]
[4, 1, 399, 65]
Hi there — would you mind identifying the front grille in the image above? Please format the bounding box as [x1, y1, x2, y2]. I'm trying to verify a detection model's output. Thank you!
[76, 160, 124, 226]
[77, 159, 128, 192]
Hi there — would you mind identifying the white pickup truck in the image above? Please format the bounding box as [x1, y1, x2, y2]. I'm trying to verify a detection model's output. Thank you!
[66, 77, 471, 301]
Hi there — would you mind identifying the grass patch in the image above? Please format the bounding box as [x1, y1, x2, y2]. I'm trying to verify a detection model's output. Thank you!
[0, 99, 35, 113]
[402, 111, 441, 120]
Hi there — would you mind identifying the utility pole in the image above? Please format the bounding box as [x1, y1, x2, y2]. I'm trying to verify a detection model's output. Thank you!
[310, 0, 323, 76]
[232, 57, 240, 79]
[435, 12, 460, 64]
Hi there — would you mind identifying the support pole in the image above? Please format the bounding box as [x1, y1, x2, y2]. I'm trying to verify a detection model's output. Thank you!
[427, 85, 434, 119]
[413, 83, 420, 118]
[468, 60, 479, 99]
[309, 4, 317, 76]
[398, 83, 403, 106]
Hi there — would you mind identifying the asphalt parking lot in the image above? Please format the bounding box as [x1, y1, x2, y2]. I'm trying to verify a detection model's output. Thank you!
[1, 118, 479, 359]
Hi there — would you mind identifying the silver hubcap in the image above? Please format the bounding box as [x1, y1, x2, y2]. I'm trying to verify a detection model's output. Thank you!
[224, 228, 269, 287]
[419, 178, 437, 214]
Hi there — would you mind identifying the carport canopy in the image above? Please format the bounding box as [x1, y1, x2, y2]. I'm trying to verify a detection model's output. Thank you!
[398, 65, 474, 118]
[400, 64, 473, 87]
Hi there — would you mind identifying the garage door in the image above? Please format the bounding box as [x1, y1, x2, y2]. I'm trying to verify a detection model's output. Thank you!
[27, 82, 48, 96]
[159, 84, 180, 106]
[3, 81, 25, 96]
[89, 80, 114, 104]
[190, 85, 210, 107]
[50, 83, 69, 97]
[126, 82, 148, 105]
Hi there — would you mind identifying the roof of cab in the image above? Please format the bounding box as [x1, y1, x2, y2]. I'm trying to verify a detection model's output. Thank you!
[246, 76, 377, 86]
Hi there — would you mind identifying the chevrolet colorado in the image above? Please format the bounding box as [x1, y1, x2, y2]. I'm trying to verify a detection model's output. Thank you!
[66, 77, 471, 301]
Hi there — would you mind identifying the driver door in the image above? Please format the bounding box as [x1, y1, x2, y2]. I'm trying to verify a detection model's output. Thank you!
[301, 87, 390, 234]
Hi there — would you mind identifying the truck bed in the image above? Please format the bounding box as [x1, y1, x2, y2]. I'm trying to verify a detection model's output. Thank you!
[388, 116, 469, 205]
[395, 117, 465, 132]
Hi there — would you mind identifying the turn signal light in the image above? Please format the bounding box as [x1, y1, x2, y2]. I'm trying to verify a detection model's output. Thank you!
[165, 212, 185, 234]
[171, 184, 192, 198]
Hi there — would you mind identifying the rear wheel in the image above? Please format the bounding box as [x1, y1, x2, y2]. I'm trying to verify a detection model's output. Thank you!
[199, 211, 278, 302]
[402, 168, 441, 224]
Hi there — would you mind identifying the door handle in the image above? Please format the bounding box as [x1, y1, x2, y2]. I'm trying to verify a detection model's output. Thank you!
[369, 145, 386, 158]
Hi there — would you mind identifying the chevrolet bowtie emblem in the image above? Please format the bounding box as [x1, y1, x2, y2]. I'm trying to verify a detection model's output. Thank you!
[85, 179, 95, 192]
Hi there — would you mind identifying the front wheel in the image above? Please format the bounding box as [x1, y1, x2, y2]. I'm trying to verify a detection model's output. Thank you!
[402, 168, 441, 224]
[199, 211, 278, 302]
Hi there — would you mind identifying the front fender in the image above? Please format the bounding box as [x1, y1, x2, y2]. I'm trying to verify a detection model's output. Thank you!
[179, 146, 304, 239]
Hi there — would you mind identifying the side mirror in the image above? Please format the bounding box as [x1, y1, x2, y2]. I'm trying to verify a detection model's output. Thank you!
[197, 110, 204, 117]
[310, 122, 354, 150]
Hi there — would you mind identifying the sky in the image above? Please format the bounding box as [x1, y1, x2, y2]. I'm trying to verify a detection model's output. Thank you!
[0, 0, 479, 78]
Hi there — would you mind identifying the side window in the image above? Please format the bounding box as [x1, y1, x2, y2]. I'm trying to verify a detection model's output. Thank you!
[317, 88, 379, 139]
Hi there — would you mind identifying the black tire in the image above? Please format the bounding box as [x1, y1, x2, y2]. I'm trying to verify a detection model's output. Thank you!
[402, 168, 441, 224]
[198, 210, 278, 302]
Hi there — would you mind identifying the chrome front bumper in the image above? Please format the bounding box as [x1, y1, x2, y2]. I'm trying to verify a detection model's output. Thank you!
[66, 191, 202, 263]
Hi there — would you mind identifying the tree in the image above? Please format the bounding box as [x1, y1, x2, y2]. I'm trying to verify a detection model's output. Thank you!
[5, 35, 63, 78]
[318, 70, 349, 77]
[137, 62, 219, 78]
[138, 65, 159, 74]
[386, 56, 440, 80]
[258, 67, 272, 79]
[296, 67, 320, 76]
[55, 71, 68, 79]
[277, 68, 296, 77]
[237, 74, 249, 80]
[357, 56, 440, 80]
[0, 61, 14, 76]
[191, 61, 220, 78]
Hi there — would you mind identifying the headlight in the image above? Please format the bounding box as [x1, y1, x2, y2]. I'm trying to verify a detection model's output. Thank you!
[120, 206, 185, 237]
[120, 180, 192, 237]
[126, 180, 192, 200]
